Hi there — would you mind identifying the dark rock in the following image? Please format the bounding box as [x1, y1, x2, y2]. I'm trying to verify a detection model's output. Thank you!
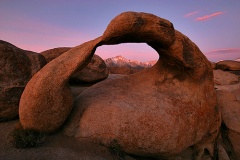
[0, 40, 46, 121]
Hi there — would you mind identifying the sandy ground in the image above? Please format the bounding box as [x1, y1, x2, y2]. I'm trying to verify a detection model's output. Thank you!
[0, 119, 133, 160]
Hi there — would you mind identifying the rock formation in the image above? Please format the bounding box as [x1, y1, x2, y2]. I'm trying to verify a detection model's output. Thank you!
[19, 11, 220, 158]
[214, 69, 239, 85]
[40, 47, 71, 62]
[19, 37, 102, 132]
[41, 47, 109, 83]
[217, 90, 240, 159]
[70, 54, 109, 83]
[216, 60, 240, 71]
[0, 40, 46, 121]
[66, 12, 221, 159]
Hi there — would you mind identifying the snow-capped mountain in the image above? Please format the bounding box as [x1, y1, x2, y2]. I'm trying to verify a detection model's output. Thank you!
[235, 58, 240, 62]
[104, 55, 157, 69]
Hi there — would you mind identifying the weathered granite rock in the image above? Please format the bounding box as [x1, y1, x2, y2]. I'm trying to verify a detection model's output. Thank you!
[19, 37, 103, 132]
[19, 11, 220, 158]
[232, 88, 240, 101]
[41, 47, 71, 62]
[217, 90, 240, 133]
[214, 83, 240, 92]
[217, 90, 240, 159]
[41, 47, 109, 83]
[70, 54, 109, 83]
[0, 40, 46, 121]
[213, 70, 239, 85]
[63, 12, 220, 158]
[216, 60, 240, 71]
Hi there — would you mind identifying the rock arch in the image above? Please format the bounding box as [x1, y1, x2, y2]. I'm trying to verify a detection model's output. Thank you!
[19, 11, 221, 157]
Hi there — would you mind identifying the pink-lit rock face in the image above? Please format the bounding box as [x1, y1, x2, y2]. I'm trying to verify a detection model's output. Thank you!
[19, 12, 220, 158]
[66, 12, 220, 158]
[0, 40, 46, 121]
[19, 37, 103, 132]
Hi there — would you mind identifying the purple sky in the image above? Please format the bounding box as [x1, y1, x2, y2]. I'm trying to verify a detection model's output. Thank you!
[0, 0, 239, 62]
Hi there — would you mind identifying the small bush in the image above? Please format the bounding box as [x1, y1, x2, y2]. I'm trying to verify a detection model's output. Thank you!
[11, 124, 45, 148]
[108, 139, 125, 159]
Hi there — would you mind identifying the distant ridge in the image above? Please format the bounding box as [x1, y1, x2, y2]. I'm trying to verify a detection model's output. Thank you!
[235, 58, 240, 62]
[104, 55, 157, 69]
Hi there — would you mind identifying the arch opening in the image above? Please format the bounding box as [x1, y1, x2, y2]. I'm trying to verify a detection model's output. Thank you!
[95, 43, 159, 63]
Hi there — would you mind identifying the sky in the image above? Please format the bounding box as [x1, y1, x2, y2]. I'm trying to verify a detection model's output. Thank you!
[0, 0, 239, 62]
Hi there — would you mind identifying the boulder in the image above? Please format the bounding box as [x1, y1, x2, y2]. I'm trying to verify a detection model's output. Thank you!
[19, 11, 220, 158]
[41, 47, 71, 62]
[0, 40, 46, 121]
[19, 37, 103, 132]
[63, 12, 221, 158]
[41, 47, 109, 83]
[217, 90, 240, 159]
[213, 70, 239, 85]
[217, 90, 240, 133]
[216, 60, 240, 71]
[70, 54, 109, 83]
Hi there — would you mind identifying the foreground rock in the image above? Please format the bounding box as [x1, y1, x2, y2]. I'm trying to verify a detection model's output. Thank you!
[41, 47, 109, 83]
[217, 90, 240, 159]
[62, 12, 221, 159]
[0, 40, 46, 121]
[19, 37, 102, 132]
[19, 11, 220, 159]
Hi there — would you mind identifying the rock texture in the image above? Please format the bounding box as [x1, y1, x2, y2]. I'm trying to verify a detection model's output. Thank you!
[41, 47, 109, 83]
[70, 54, 109, 83]
[62, 12, 220, 159]
[0, 40, 46, 121]
[217, 90, 240, 159]
[216, 60, 240, 71]
[19, 37, 102, 132]
[212, 66, 240, 159]
[40, 47, 71, 62]
[213, 69, 239, 85]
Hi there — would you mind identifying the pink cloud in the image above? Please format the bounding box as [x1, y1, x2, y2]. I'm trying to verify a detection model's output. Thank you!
[204, 48, 240, 62]
[195, 11, 224, 21]
[184, 11, 199, 17]
[207, 48, 240, 54]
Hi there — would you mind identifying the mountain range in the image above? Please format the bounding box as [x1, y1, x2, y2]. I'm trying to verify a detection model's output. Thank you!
[104, 55, 157, 69]
[105, 56, 240, 67]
